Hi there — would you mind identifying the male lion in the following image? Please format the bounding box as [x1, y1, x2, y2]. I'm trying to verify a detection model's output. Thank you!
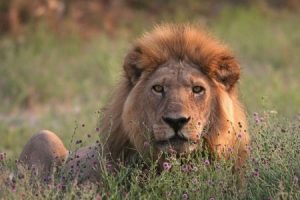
[19, 24, 250, 182]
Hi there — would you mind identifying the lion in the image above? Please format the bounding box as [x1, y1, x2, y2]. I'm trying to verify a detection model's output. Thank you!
[19, 24, 250, 182]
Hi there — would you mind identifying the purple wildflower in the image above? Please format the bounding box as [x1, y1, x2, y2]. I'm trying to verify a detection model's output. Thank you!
[143, 141, 150, 148]
[253, 170, 260, 177]
[204, 159, 210, 166]
[255, 118, 260, 124]
[0, 152, 6, 161]
[163, 162, 172, 171]
[182, 192, 189, 200]
[254, 112, 261, 124]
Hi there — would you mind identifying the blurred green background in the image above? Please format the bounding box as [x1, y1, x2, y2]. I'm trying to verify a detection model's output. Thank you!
[0, 0, 300, 158]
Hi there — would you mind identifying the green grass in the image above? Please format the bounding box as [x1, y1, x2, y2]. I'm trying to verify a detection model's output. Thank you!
[0, 7, 300, 199]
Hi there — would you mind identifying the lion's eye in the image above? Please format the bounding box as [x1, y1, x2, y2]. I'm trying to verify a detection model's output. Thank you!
[192, 86, 205, 94]
[152, 85, 164, 93]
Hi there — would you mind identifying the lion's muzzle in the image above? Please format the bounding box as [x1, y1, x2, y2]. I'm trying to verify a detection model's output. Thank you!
[162, 116, 191, 135]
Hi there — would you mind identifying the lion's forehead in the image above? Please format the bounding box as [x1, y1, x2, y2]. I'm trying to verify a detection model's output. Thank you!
[148, 60, 209, 86]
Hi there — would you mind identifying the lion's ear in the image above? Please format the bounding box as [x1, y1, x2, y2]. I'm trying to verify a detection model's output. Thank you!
[213, 55, 240, 90]
[123, 47, 144, 85]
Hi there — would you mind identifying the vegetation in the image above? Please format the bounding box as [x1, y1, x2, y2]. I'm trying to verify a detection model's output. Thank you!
[0, 5, 299, 199]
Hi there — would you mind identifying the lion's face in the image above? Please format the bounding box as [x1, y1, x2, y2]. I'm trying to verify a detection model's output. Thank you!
[145, 60, 213, 153]
[123, 59, 214, 154]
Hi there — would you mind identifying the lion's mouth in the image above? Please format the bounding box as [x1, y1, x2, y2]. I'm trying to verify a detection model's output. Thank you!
[154, 134, 199, 149]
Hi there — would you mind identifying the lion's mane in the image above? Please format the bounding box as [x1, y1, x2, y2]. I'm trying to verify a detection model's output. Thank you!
[100, 24, 250, 168]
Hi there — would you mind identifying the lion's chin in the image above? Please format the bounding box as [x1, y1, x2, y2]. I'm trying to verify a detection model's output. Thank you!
[154, 136, 199, 155]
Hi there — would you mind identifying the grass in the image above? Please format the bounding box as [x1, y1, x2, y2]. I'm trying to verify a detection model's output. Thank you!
[0, 6, 299, 199]
[1, 115, 299, 199]
[212, 7, 300, 115]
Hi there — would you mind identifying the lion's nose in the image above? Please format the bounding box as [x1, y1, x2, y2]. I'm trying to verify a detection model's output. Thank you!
[162, 116, 191, 133]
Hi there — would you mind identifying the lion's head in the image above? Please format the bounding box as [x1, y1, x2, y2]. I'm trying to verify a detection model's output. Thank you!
[100, 24, 249, 166]
[122, 60, 213, 154]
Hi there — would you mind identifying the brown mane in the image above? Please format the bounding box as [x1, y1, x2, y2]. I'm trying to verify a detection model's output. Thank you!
[100, 24, 250, 168]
